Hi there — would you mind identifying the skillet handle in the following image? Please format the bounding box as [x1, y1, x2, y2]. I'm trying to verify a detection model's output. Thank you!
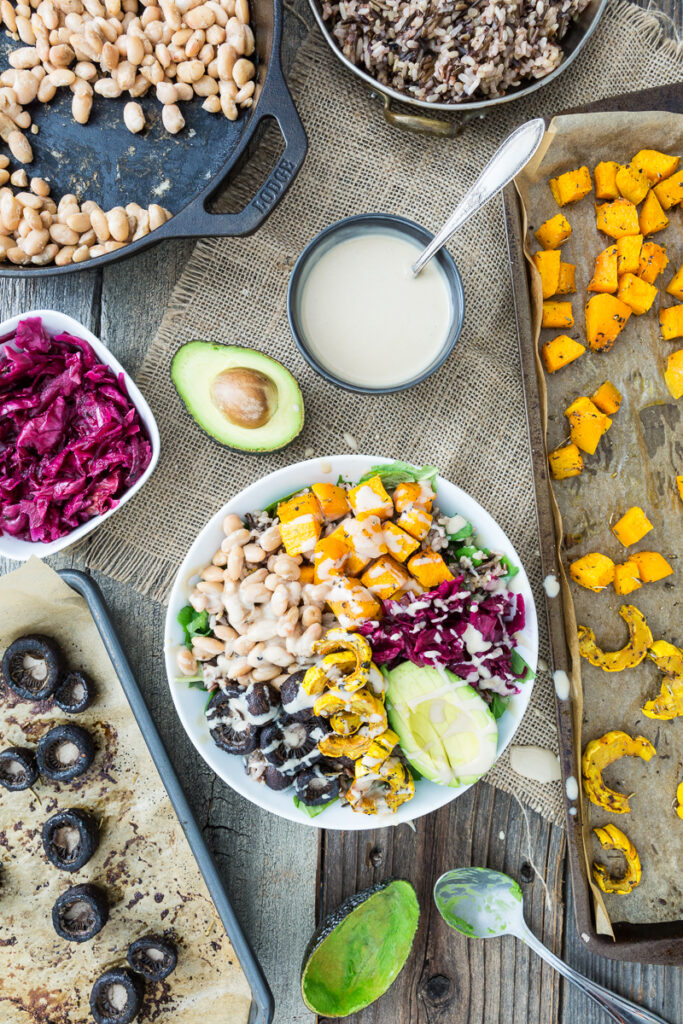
[382, 94, 484, 137]
[166, 64, 307, 238]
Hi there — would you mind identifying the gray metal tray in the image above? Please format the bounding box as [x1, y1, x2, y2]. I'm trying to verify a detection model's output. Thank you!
[59, 568, 274, 1023]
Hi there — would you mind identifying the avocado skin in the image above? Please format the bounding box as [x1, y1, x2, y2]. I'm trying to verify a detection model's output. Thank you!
[300, 878, 419, 1017]
[170, 339, 304, 453]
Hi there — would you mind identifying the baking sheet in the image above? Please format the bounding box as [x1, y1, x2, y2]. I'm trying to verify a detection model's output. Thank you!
[0, 558, 253, 1023]
[516, 111, 683, 931]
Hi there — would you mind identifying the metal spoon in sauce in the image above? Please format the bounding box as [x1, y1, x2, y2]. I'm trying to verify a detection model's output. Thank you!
[411, 118, 546, 277]
[434, 867, 670, 1024]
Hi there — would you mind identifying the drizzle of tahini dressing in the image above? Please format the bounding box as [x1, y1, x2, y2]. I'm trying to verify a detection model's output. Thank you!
[299, 230, 452, 388]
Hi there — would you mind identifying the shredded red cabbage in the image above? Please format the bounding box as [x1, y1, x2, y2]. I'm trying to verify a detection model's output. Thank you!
[357, 578, 527, 696]
[0, 316, 151, 542]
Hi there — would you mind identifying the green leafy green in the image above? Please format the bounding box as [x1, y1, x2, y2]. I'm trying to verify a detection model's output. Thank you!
[447, 519, 473, 542]
[358, 461, 438, 491]
[452, 545, 490, 567]
[188, 678, 209, 691]
[177, 605, 212, 648]
[489, 694, 510, 720]
[511, 650, 535, 683]
[293, 795, 338, 818]
[500, 555, 519, 581]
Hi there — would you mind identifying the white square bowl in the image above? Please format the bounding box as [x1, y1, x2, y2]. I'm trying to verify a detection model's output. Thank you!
[0, 309, 160, 560]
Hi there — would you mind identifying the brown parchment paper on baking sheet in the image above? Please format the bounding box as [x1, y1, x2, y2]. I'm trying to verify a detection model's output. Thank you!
[0, 558, 252, 1024]
[516, 111, 683, 934]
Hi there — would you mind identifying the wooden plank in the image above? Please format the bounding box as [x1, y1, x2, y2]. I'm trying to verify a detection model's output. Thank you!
[318, 783, 565, 1024]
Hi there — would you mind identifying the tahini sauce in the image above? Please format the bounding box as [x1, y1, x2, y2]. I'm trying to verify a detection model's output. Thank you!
[299, 230, 452, 388]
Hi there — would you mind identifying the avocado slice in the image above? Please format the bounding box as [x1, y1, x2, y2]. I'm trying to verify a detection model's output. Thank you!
[301, 879, 419, 1017]
[385, 662, 498, 787]
[171, 340, 304, 452]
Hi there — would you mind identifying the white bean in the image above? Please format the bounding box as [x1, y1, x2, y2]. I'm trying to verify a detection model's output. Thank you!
[162, 101, 184, 133]
[123, 99, 145, 133]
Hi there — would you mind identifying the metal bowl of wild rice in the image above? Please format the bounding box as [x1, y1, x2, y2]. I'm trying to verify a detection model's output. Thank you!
[310, 0, 607, 126]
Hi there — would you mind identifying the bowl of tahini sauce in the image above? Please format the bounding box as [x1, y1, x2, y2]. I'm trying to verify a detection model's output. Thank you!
[288, 214, 465, 394]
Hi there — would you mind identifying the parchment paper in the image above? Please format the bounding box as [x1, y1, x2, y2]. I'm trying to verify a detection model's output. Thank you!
[0, 558, 252, 1024]
[516, 112, 683, 932]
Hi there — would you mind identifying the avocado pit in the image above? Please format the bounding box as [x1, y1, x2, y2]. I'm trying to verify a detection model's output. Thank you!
[210, 367, 278, 430]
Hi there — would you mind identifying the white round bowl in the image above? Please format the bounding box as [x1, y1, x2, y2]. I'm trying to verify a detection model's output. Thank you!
[164, 455, 538, 829]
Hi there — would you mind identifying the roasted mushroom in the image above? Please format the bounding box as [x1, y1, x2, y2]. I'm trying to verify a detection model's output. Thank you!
[206, 685, 260, 755]
[0, 746, 38, 791]
[280, 670, 318, 722]
[264, 765, 293, 790]
[243, 680, 280, 725]
[54, 670, 96, 714]
[294, 766, 340, 805]
[52, 882, 109, 942]
[1, 634, 62, 701]
[260, 715, 327, 774]
[90, 966, 144, 1024]
[42, 808, 99, 872]
[37, 724, 95, 782]
[127, 934, 178, 981]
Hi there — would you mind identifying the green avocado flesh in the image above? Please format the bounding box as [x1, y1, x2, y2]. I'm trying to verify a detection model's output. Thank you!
[301, 879, 419, 1017]
[385, 662, 498, 787]
[171, 340, 304, 452]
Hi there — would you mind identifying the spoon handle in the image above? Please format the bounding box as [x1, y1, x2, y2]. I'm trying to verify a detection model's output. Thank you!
[518, 926, 670, 1024]
[410, 117, 546, 277]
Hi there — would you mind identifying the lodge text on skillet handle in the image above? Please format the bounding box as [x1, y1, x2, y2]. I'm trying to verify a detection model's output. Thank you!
[168, 63, 307, 238]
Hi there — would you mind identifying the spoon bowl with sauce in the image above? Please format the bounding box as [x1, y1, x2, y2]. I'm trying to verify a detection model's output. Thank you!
[288, 213, 465, 394]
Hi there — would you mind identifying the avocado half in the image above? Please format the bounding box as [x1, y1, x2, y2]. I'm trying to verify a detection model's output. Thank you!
[301, 878, 419, 1017]
[171, 340, 304, 452]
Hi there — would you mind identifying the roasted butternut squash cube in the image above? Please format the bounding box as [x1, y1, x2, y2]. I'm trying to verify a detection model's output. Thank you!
[585, 293, 632, 351]
[396, 505, 432, 541]
[548, 443, 583, 480]
[627, 551, 673, 583]
[361, 554, 410, 600]
[313, 535, 349, 583]
[569, 553, 615, 592]
[407, 548, 454, 589]
[616, 234, 643, 276]
[653, 169, 683, 210]
[299, 565, 314, 584]
[333, 515, 388, 574]
[614, 562, 642, 595]
[328, 577, 381, 625]
[556, 262, 576, 294]
[594, 161, 620, 200]
[278, 491, 322, 524]
[542, 301, 574, 329]
[631, 149, 680, 184]
[638, 241, 668, 284]
[532, 249, 561, 298]
[677, 476, 683, 502]
[587, 245, 618, 294]
[347, 475, 394, 520]
[612, 506, 653, 548]
[617, 273, 658, 315]
[565, 396, 612, 455]
[596, 198, 640, 239]
[534, 213, 572, 250]
[615, 164, 650, 205]
[591, 380, 622, 415]
[392, 481, 435, 513]
[664, 348, 683, 398]
[311, 482, 350, 521]
[383, 521, 420, 562]
[660, 308, 683, 342]
[639, 190, 669, 235]
[280, 514, 322, 556]
[541, 335, 585, 374]
[549, 166, 592, 206]
[666, 264, 683, 302]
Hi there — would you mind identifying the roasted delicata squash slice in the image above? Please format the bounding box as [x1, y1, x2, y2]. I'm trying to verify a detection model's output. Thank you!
[314, 687, 386, 735]
[592, 824, 642, 895]
[582, 730, 656, 813]
[641, 640, 683, 720]
[347, 754, 414, 814]
[313, 628, 373, 692]
[577, 605, 653, 672]
[676, 781, 683, 820]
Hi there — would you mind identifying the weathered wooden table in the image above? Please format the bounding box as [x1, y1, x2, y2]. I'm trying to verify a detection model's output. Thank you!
[2, 1, 682, 1021]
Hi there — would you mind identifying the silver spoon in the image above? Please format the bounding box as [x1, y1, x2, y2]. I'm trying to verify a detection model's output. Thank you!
[411, 117, 546, 277]
[434, 867, 670, 1024]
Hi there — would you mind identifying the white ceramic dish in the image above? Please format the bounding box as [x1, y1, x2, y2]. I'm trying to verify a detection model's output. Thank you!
[164, 455, 538, 830]
[0, 309, 160, 560]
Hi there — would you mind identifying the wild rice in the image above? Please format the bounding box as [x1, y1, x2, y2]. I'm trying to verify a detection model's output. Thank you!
[321, 0, 592, 104]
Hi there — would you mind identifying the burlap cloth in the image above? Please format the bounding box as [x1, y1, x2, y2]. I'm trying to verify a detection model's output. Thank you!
[77, 0, 683, 824]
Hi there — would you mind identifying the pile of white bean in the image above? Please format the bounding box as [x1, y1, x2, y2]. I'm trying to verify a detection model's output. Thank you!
[177, 513, 338, 692]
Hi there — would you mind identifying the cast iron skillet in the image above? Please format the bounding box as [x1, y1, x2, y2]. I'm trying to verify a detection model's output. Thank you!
[0, 0, 307, 276]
